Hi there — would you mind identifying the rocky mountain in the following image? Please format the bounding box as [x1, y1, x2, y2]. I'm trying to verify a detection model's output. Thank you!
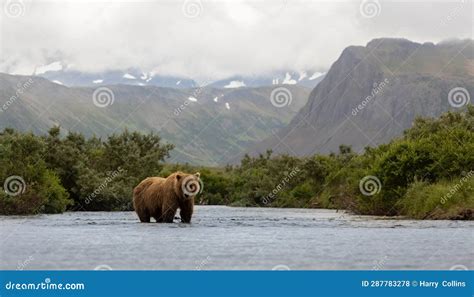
[250, 38, 474, 158]
[0, 73, 310, 165]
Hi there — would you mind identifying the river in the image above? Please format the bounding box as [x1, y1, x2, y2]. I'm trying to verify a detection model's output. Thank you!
[0, 206, 472, 270]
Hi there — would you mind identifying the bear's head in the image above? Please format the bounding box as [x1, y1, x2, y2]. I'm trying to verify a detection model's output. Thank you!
[174, 171, 202, 200]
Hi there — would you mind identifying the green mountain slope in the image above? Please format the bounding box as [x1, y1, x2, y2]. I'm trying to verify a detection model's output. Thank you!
[0, 74, 310, 165]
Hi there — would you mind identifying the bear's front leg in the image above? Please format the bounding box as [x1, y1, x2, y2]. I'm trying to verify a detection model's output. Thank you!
[179, 200, 194, 223]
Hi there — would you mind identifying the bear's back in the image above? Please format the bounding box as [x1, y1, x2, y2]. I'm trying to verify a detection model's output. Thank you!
[144, 177, 170, 204]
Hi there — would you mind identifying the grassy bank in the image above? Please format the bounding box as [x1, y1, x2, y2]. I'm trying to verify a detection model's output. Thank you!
[1, 106, 473, 219]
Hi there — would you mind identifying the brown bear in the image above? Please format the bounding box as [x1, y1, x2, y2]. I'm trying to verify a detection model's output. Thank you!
[133, 171, 201, 223]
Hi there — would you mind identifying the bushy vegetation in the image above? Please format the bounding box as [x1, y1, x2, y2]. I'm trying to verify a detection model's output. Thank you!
[0, 106, 472, 219]
[0, 128, 173, 214]
[0, 129, 70, 214]
[213, 106, 474, 219]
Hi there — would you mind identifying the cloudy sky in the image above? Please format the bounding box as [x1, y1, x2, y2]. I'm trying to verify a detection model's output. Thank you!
[0, 0, 472, 81]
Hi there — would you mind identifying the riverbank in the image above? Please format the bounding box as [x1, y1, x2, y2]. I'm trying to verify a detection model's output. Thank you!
[1, 107, 472, 220]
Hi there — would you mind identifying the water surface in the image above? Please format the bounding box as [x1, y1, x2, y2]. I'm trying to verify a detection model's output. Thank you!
[1, 206, 472, 270]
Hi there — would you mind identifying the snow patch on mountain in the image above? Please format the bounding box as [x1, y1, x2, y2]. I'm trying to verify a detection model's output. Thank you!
[224, 80, 246, 88]
[282, 72, 297, 85]
[123, 73, 136, 80]
[309, 72, 325, 80]
[298, 72, 307, 81]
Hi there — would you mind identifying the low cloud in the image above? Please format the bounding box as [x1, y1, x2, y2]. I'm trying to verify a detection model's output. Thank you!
[0, 0, 471, 81]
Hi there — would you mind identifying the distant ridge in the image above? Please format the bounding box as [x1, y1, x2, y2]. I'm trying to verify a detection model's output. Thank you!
[249, 38, 474, 157]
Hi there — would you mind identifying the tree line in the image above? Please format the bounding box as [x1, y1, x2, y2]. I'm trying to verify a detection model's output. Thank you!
[1, 106, 473, 219]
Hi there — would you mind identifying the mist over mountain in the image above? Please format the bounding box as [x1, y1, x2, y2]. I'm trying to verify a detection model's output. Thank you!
[34, 65, 198, 88]
[208, 70, 326, 89]
[33, 62, 325, 90]
[2, 38, 473, 166]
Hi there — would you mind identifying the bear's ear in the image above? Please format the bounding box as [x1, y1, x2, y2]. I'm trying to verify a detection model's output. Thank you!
[176, 173, 182, 181]
[195, 172, 200, 178]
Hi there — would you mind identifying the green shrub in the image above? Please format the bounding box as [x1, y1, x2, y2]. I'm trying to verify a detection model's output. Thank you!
[400, 175, 474, 220]
[0, 130, 71, 214]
